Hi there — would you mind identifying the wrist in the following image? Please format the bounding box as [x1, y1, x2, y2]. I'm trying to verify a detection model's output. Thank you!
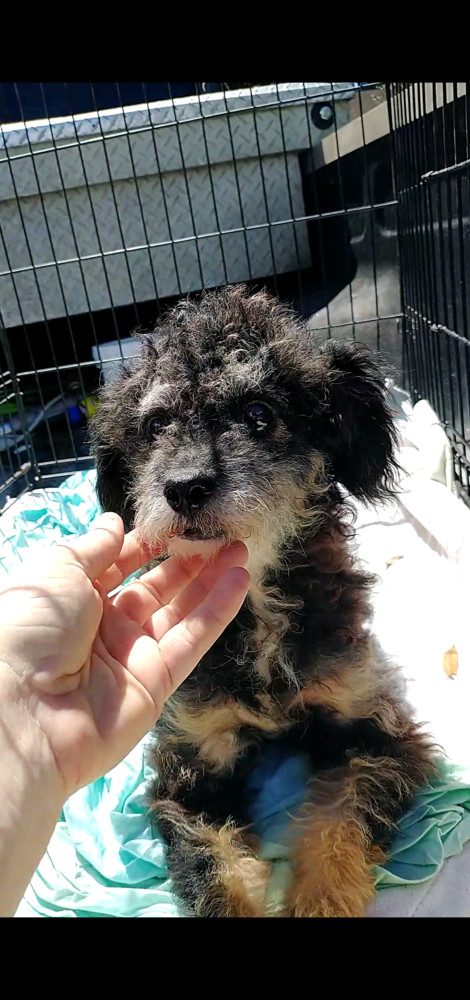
[0, 666, 65, 917]
[0, 661, 63, 796]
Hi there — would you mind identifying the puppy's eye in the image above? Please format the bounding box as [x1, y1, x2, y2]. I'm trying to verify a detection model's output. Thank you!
[244, 401, 274, 433]
[145, 414, 169, 438]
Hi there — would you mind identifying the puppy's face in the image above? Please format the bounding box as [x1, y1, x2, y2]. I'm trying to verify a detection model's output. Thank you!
[92, 287, 398, 571]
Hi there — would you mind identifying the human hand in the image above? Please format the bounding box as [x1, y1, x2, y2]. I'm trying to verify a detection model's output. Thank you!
[0, 513, 249, 801]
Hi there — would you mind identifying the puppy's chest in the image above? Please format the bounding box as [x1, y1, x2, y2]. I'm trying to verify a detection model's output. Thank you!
[245, 581, 303, 687]
[161, 688, 290, 775]
[247, 588, 291, 683]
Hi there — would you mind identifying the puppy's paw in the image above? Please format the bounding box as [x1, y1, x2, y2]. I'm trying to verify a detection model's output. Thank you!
[283, 894, 368, 918]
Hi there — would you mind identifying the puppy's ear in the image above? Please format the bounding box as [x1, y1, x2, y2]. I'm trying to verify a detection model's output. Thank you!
[316, 341, 399, 503]
[90, 370, 137, 531]
[93, 442, 135, 531]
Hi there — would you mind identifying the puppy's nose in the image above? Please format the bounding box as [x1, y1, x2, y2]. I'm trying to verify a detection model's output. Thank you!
[164, 476, 216, 514]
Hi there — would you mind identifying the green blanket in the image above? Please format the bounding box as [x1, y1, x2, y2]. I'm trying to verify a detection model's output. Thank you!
[2, 472, 470, 918]
[14, 741, 470, 918]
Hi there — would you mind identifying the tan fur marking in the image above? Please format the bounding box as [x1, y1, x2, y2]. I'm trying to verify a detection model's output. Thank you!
[286, 816, 378, 918]
[194, 822, 270, 917]
[290, 659, 375, 718]
[283, 746, 432, 917]
[289, 640, 408, 736]
[164, 697, 287, 773]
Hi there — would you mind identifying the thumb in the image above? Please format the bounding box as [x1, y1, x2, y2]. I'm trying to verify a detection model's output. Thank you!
[55, 512, 125, 581]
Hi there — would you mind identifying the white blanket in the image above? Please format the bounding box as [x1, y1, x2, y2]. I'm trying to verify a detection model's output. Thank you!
[359, 392, 470, 916]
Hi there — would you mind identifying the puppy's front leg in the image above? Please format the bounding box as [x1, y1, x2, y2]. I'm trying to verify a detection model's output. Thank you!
[155, 799, 270, 918]
[285, 793, 381, 918]
[284, 749, 432, 918]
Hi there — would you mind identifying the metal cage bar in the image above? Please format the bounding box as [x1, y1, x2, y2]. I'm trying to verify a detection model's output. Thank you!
[388, 81, 470, 505]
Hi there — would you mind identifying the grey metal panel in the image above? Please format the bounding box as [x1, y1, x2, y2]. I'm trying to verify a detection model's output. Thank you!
[0, 84, 354, 327]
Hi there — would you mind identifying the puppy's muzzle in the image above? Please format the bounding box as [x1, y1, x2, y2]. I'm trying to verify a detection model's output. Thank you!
[164, 475, 217, 516]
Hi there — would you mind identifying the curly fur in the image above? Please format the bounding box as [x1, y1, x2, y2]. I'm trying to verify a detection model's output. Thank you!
[91, 284, 437, 918]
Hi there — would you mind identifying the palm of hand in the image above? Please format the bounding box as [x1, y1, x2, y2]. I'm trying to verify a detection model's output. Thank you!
[0, 518, 248, 798]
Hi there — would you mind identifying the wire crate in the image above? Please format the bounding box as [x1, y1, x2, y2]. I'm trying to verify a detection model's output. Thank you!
[1, 82, 468, 510]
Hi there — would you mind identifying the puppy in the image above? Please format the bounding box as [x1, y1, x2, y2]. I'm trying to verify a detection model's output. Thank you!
[91, 284, 437, 917]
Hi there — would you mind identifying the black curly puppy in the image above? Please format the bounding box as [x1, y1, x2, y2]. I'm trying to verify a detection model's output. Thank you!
[91, 284, 437, 917]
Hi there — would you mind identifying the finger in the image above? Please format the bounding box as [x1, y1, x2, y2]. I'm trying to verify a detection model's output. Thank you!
[112, 552, 205, 624]
[156, 566, 250, 694]
[115, 541, 247, 628]
[100, 566, 250, 709]
[53, 512, 125, 581]
[142, 541, 249, 640]
[98, 530, 162, 594]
